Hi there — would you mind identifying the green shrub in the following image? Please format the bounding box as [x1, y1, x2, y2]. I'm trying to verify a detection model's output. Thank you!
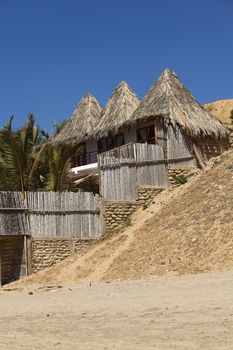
[143, 203, 148, 210]
[174, 174, 188, 185]
[123, 217, 132, 227]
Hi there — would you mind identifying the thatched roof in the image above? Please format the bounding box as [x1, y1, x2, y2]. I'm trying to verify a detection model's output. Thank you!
[125, 69, 228, 139]
[92, 81, 140, 139]
[52, 94, 103, 146]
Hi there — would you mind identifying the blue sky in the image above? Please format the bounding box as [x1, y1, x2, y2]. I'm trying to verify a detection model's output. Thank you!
[0, 0, 232, 131]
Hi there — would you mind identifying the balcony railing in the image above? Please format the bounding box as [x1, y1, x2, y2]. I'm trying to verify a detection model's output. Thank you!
[72, 151, 98, 167]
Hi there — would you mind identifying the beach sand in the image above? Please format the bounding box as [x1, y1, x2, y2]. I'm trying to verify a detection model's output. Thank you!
[1, 270, 233, 350]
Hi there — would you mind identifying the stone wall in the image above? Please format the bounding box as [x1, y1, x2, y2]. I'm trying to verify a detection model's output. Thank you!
[104, 186, 164, 233]
[104, 202, 139, 233]
[168, 168, 195, 186]
[137, 187, 163, 205]
[32, 238, 95, 273]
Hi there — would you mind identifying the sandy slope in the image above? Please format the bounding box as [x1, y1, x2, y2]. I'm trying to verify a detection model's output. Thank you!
[204, 99, 233, 127]
[1, 271, 233, 350]
[8, 149, 233, 289]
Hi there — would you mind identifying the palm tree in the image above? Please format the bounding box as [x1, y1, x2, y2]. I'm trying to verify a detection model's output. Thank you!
[41, 120, 81, 192]
[26, 118, 78, 192]
[0, 114, 44, 194]
[0, 115, 79, 193]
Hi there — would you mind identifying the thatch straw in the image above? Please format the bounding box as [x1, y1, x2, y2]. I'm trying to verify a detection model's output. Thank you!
[92, 81, 140, 139]
[124, 69, 228, 139]
[52, 94, 103, 146]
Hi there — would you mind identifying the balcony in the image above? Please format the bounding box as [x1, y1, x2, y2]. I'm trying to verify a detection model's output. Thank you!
[72, 151, 98, 167]
[71, 151, 98, 176]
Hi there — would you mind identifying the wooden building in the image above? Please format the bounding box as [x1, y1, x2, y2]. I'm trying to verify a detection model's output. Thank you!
[94, 69, 229, 169]
[125, 69, 229, 167]
[53, 69, 229, 174]
[52, 81, 140, 176]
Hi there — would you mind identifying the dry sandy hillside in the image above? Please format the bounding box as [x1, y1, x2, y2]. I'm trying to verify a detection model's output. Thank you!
[204, 99, 233, 127]
[10, 148, 233, 288]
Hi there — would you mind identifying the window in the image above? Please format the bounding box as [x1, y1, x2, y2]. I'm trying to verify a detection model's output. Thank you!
[71, 143, 86, 167]
[98, 139, 106, 153]
[115, 133, 125, 147]
[137, 128, 147, 143]
[137, 126, 156, 144]
[106, 135, 115, 150]
[98, 134, 125, 153]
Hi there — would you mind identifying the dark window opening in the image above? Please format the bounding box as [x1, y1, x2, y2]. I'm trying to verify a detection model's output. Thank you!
[98, 133, 125, 154]
[71, 144, 98, 167]
[106, 135, 115, 150]
[98, 139, 106, 153]
[137, 126, 156, 144]
[115, 133, 125, 147]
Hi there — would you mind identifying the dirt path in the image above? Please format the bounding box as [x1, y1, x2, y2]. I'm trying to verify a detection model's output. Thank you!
[1, 270, 233, 350]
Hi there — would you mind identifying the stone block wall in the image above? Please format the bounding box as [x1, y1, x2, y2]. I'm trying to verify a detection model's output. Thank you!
[32, 238, 95, 273]
[104, 202, 139, 233]
[104, 186, 164, 233]
[137, 187, 163, 205]
[168, 168, 194, 186]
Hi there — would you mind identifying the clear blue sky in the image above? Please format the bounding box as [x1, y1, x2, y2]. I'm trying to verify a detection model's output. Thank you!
[0, 0, 232, 131]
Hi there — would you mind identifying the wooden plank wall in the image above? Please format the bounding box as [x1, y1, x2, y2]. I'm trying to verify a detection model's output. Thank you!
[98, 143, 168, 201]
[98, 144, 137, 201]
[135, 143, 168, 188]
[28, 191, 101, 238]
[0, 191, 102, 238]
[167, 125, 196, 168]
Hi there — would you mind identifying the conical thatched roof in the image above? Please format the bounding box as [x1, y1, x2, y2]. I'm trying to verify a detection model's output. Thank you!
[125, 69, 228, 139]
[92, 81, 140, 139]
[52, 94, 103, 146]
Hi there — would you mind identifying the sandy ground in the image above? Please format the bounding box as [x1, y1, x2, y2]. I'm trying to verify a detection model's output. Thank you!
[1, 270, 233, 350]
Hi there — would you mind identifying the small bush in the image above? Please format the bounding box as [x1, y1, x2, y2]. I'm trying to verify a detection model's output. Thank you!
[123, 217, 132, 227]
[143, 203, 148, 210]
[174, 174, 188, 185]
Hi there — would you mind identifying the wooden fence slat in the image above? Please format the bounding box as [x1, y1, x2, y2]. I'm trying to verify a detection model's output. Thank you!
[0, 191, 102, 239]
[98, 143, 168, 201]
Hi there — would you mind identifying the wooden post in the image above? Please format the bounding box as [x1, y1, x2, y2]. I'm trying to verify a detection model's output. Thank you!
[26, 236, 32, 276]
[100, 199, 106, 236]
[0, 245, 2, 286]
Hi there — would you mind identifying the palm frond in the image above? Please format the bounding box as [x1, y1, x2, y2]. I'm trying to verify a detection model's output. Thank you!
[0, 130, 26, 192]
[4, 115, 14, 131]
